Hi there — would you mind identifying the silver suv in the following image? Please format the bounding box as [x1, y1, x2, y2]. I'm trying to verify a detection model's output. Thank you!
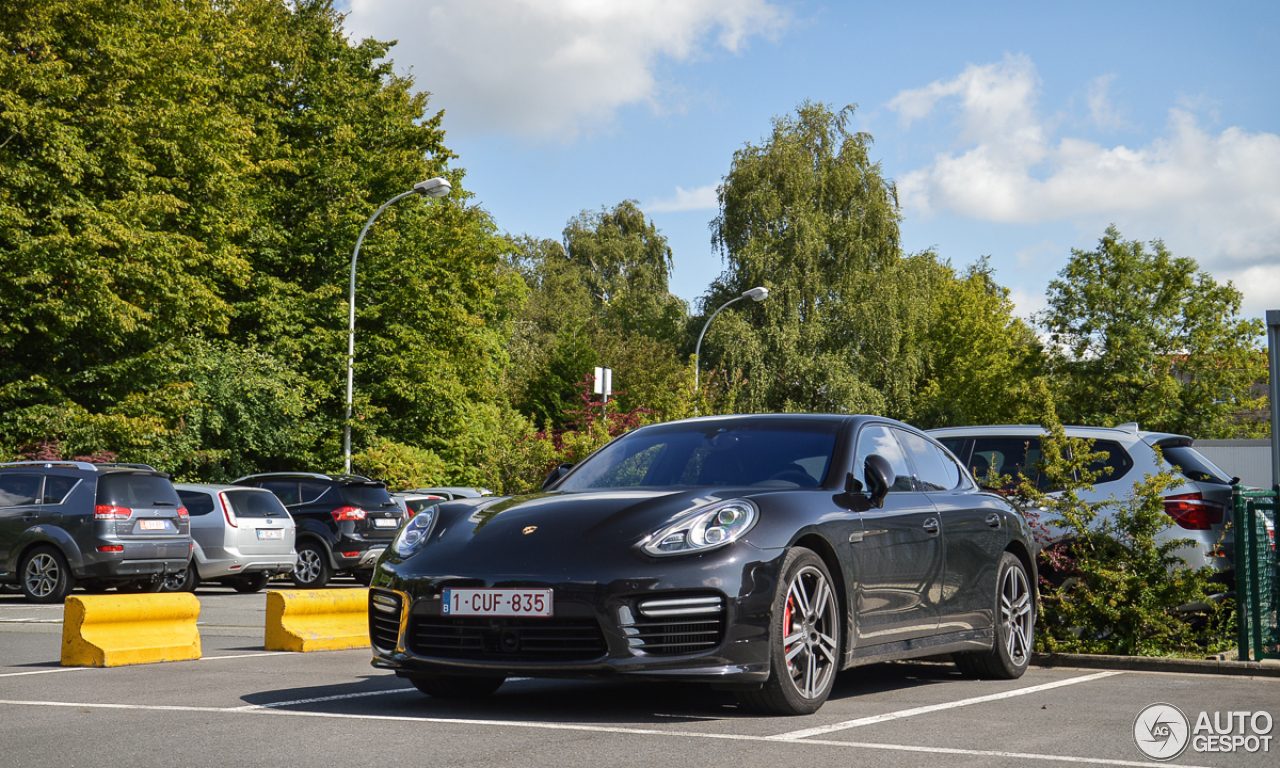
[926, 424, 1235, 576]
[0, 461, 191, 602]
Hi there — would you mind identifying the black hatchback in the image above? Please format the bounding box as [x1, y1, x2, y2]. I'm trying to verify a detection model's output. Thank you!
[232, 472, 402, 588]
[0, 461, 192, 602]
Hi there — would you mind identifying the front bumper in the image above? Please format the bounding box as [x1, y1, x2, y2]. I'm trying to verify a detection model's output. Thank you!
[368, 546, 783, 684]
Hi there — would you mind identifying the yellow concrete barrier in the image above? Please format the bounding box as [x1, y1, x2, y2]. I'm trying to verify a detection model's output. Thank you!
[264, 589, 369, 652]
[61, 593, 202, 667]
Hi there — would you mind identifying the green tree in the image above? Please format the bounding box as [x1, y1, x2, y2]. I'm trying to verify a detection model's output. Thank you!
[914, 258, 1044, 429]
[1041, 226, 1266, 437]
[705, 101, 947, 417]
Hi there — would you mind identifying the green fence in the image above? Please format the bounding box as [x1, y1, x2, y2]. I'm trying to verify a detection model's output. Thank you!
[1233, 487, 1278, 661]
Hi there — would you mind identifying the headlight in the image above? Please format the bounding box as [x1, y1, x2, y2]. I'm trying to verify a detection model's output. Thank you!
[642, 499, 758, 557]
[392, 506, 438, 557]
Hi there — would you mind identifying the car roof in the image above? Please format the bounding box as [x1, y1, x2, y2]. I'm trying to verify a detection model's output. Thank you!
[233, 472, 374, 483]
[925, 424, 1193, 443]
[0, 460, 166, 476]
[398, 487, 491, 497]
[174, 483, 277, 493]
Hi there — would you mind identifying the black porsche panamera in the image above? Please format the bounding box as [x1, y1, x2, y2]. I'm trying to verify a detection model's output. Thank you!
[369, 414, 1036, 715]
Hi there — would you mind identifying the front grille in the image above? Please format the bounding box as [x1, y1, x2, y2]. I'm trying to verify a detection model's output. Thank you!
[369, 589, 403, 651]
[621, 595, 725, 656]
[408, 616, 607, 662]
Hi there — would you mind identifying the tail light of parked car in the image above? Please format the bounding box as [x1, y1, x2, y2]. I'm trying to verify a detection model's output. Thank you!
[177, 506, 188, 519]
[1162, 492, 1225, 530]
[94, 504, 131, 519]
[219, 493, 238, 528]
[332, 506, 366, 522]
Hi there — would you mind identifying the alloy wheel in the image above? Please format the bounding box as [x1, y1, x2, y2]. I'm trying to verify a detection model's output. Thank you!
[1000, 562, 1034, 666]
[295, 548, 322, 584]
[24, 553, 61, 599]
[782, 564, 839, 700]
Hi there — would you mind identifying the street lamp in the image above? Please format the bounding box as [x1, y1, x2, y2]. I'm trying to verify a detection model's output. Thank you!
[694, 286, 769, 392]
[343, 177, 452, 473]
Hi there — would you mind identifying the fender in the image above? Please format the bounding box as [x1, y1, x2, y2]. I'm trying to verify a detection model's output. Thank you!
[293, 530, 338, 570]
[10, 525, 87, 575]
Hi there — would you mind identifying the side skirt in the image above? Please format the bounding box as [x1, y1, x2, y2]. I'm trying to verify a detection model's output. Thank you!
[843, 628, 993, 669]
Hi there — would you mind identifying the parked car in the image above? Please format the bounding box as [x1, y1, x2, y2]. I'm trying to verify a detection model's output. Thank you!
[232, 472, 401, 588]
[0, 461, 191, 603]
[167, 484, 298, 593]
[391, 487, 493, 518]
[927, 424, 1236, 578]
[370, 414, 1035, 715]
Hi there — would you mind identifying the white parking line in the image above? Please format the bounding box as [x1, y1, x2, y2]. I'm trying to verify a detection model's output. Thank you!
[0, 668, 92, 679]
[0, 696, 1217, 768]
[228, 688, 415, 710]
[769, 670, 1124, 740]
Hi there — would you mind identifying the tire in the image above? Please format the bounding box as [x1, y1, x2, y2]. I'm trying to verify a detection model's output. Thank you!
[954, 552, 1034, 679]
[407, 674, 505, 699]
[736, 547, 841, 716]
[20, 546, 77, 604]
[161, 564, 198, 593]
[291, 542, 332, 589]
[232, 572, 271, 593]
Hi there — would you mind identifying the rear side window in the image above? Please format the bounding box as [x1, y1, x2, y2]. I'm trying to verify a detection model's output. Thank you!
[225, 490, 288, 518]
[177, 490, 217, 517]
[96, 474, 181, 508]
[44, 476, 80, 504]
[1162, 446, 1233, 484]
[0, 474, 42, 506]
[897, 430, 963, 491]
[339, 484, 394, 509]
[1081, 440, 1134, 483]
[299, 482, 330, 504]
[259, 481, 299, 506]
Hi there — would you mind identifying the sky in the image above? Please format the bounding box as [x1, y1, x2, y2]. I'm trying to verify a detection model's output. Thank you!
[339, 0, 1280, 323]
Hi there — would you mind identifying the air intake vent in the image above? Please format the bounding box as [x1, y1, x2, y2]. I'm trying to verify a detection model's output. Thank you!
[368, 589, 403, 651]
[407, 616, 607, 662]
[622, 594, 725, 656]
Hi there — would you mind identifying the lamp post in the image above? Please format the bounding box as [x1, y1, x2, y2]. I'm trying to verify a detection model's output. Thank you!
[694, 286, 769, 392]
[344, 178, 452, 473]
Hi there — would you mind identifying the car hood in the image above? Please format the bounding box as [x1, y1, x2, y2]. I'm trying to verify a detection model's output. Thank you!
[395, 488, 753, 575]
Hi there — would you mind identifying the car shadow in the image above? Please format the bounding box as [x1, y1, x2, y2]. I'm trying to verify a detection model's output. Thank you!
[236, 661, 962, 723]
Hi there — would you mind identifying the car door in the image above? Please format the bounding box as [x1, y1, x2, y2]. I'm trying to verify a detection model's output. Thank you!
[0, 473, 45, 574]
[897, 430, 1003, 634]
[851, 425, 943, 646]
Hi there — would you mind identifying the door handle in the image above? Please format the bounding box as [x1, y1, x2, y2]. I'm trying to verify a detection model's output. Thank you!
[985, 513, 1002, 529]
[922, 518, 939, 534]
[21, 511, 39, 522]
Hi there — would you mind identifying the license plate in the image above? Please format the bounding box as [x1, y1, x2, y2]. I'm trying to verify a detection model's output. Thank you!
[442, 589, 553, 617]
[373, 517, 400, 528]
[139, 519, 167, 531]
[256, 528, 284, 540]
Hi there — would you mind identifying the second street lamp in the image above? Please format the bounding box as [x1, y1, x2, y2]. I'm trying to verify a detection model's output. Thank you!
[343, 178, 452, 473]
[694, 286, 769, 393]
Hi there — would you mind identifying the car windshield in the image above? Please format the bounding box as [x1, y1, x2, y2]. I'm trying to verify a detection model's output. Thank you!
[340, 483, 396, 509]
[1162, 446, 1234, 484]
[557, 419, 840, 491]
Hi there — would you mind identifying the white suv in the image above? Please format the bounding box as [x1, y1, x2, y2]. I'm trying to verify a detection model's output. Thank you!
[926, 424, 1236, 577]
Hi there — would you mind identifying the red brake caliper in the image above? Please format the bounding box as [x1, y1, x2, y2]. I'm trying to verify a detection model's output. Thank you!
[783, 592, 794, 672]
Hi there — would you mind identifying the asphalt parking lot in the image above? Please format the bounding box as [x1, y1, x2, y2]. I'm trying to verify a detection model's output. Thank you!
[2, 587, 1276, 768]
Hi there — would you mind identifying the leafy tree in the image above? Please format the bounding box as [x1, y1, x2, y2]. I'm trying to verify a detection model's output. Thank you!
[914, 258, 1044, 429]
[1040, 226, 1266, 437]
[704, 101, 947, 417]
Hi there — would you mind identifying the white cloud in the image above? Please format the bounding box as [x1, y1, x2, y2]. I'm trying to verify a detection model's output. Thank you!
[890, 58, 1280, 317]
[344, 0, 788, 141]
[646, 184, 718, 213]
[1087, 74, 1129, 131]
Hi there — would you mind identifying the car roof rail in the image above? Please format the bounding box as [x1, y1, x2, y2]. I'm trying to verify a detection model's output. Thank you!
[95, 462, 159, 472]
[0, 460, 102, 472]
[233, 471, 340, 483]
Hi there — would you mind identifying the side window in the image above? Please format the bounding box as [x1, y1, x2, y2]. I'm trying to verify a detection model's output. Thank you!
[298, 482, 330, 504]
[178, 490, 217, 517]
[1082, 440, 1134, 483]
[0, 474, 42, 507]
[260, 481, 299, 506]
[969, 437, 1046, 490]
[897, 430, 962, 491]
[853, 425, 916, 493]
[43, 476, 80, 504]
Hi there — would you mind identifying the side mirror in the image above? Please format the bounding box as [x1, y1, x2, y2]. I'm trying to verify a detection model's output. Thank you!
[864, 454, 895, 509]
[541, 463, 574, 491]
